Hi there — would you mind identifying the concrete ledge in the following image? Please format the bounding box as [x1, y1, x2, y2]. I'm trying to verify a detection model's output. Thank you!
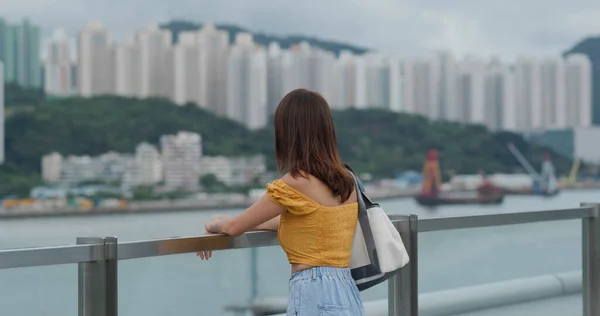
[418, 271, 581, 316]
[236, 270, 581, 316]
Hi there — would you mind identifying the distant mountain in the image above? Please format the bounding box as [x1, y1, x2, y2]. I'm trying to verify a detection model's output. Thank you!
[564, 37, 600, 124]
[159, 20, 369, 56]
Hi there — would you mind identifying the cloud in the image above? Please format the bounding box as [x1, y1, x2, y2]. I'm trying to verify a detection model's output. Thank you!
[2, 0, 600, 59]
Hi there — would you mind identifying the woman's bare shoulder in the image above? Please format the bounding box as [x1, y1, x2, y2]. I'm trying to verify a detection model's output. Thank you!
[280, 173, 312, 191]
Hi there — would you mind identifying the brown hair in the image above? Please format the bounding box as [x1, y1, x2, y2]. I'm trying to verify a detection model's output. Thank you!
[274, 88, 354, 202]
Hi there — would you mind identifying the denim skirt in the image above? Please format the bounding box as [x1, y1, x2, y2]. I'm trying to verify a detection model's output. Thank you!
[287, 266, 365, 315]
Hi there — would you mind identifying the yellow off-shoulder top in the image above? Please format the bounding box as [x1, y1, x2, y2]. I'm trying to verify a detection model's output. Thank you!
[266, 179, 358, 268]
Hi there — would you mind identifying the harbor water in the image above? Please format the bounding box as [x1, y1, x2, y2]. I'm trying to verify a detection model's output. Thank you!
[1, 189, 598, 315]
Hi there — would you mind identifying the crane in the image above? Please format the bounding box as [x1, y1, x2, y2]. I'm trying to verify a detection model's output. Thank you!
[506, 143, 540, 180]
[567, 158, 581, 185]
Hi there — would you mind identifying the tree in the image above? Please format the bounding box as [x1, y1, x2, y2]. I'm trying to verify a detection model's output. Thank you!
[1, 95, 575, 198]
[4, 82, 45, 107]
[200, 174, 228, 193]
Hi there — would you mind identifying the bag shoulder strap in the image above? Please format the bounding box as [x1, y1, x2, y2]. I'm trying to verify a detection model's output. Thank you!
[344, 165, 375, 208]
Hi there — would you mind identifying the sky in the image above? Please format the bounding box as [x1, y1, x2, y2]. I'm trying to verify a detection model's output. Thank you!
[2, 0, 600, 61]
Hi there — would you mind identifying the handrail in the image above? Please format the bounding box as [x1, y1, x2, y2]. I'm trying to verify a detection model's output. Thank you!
[0, 244, 99, 269]
[0, 206, 595, 269]
[416, 206, 593, 232]
[117, 230, 278, 260]
[1, 204, 600, 316]
[0, 231, 279, 269]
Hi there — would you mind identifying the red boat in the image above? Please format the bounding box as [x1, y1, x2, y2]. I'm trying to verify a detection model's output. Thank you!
[413, 149, 505, 207]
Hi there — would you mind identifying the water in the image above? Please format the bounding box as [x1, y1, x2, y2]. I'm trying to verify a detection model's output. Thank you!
[1, 190, 598, 315]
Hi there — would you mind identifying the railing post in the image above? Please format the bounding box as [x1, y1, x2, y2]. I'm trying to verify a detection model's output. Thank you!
[582, 203, 600, 316]
[389, 214, 418, 316]
[77, 237, 118, 316]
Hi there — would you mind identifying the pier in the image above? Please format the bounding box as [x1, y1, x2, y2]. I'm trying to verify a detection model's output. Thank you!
[1, 203, 600, 316]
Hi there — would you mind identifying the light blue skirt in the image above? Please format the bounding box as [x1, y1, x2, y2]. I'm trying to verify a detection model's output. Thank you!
[287, 266, 365, 315]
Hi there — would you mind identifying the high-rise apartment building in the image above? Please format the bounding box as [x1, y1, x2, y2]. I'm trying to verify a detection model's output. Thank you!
[173, 31, 202, 105]
[330, 51, 352, 109]
[136, 23, 173, 99]
[436, 51, 458, 121]
[353, 56, 368, 109]
[281, 42, 337, 104]
[514, 57, 542, 130]
[540, 57, 566, 129]
[387, 56, 404, 112]
[198, 23, 229, 115]
[457, 57, 486, 124]
[565, 54, 593, 128]
[0, 18, 14, 83]
[44, 28, 73, 96]
[0, 18, 41, 88]
[227, 33, 268, 130]
[114, 35, 140, 97]
[403, 57, 439, 118]
[266, 42, 285, 113]
[362, 53, 389, 109]
[0, 61, 4, 164]
[78, 21, 114, 97]
[310, 48, 337, 103]
[484, 62, 516, 131]
[16, 19, 42, 88]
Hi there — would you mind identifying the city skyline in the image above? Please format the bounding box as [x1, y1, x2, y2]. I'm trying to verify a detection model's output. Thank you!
[0, 17, 593, 129]
[3, 0, 599, 59]
[0, 16, 595, 135]
[71, 20, 593, 132]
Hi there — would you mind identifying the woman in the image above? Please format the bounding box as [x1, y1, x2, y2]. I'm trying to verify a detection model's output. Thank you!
[198, 88, 364, 315]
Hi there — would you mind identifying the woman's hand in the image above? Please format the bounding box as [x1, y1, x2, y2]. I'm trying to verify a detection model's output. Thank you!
[198, 214, 232, 260]
[204, 214, 232, 233]
[197, 230, 214, 260]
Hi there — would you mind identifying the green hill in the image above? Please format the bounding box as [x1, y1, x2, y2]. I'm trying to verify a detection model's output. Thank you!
[4, 82, 45, 107]
[0, 96, 572, 197]
[159, 20, 369, 56]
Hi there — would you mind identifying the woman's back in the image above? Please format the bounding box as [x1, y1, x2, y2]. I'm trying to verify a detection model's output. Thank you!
[284, 173, 357, 207]
[267, 173, 358, 269]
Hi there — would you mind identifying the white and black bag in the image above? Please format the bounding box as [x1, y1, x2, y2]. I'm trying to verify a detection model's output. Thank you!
[347, 167, 410, 291]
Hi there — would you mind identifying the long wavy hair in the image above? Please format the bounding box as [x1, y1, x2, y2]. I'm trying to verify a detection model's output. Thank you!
[273, 88, 354, 202]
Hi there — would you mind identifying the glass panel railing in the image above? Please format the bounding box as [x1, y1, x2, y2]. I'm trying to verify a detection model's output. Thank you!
[453, 294, 582, 316]
[0, 264, 77, 315]
[119, 249, 261, 316]
[419, 220, 581, 292]
[418, 220, 581, 316]
[254, 246, 289, 297]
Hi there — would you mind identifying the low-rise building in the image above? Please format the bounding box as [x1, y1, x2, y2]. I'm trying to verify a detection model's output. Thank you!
[200, 155, 267, 187]
[524, 127, 600, 164]
[161, 131, 202, 191]
[41, 151, 135, 185]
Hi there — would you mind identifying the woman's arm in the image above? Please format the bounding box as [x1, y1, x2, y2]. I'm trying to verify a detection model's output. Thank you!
[254, 215, 280, 231]
[205, 194, 284, 237]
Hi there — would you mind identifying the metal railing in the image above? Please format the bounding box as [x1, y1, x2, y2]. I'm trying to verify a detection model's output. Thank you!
[1, 203, 599, 316]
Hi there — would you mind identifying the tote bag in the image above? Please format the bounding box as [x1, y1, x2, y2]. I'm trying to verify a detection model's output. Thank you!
[346, 167, 410, 291]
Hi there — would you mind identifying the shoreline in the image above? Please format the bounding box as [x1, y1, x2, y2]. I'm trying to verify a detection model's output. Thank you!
[0, 191, 417, 220]
[3, 185, 599, 220]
